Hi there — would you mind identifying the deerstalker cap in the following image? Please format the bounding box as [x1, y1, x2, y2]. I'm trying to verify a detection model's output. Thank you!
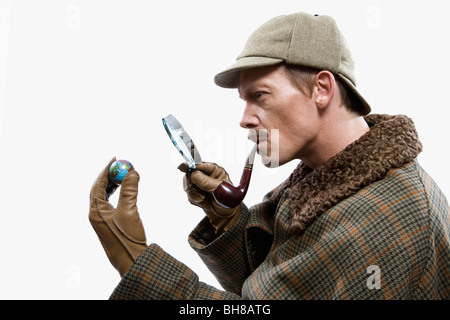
[214, 12, 371, 115]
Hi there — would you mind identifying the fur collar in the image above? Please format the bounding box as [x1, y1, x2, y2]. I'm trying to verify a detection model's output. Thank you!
[269, 114, 423, 235]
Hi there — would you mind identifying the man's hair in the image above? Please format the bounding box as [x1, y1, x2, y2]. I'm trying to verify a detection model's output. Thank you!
[283, 63, 364, 115]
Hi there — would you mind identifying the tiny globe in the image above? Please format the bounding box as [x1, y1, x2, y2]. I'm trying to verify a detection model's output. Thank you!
[109, 159, 134, 185]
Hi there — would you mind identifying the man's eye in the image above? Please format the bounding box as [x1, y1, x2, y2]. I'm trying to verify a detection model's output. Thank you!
[255, 92, 264, 99]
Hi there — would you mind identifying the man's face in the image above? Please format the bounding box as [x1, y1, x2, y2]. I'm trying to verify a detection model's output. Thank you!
[238, 65, 320, 167]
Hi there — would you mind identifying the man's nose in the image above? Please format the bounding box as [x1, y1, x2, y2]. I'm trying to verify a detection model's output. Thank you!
[239, 104, 259, 129]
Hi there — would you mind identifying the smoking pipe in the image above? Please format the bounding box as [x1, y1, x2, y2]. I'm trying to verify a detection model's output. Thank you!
[162, 114, 258, 209]
[212, 144, 258, 209]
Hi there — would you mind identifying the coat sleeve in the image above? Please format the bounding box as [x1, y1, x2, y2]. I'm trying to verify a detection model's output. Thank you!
[187, 204, 252, 295]
[109, 243, 242, 300]
[109, 205, 253, 300]
[109, 204, 270, 300]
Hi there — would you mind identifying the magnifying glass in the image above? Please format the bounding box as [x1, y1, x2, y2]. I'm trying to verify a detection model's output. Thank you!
[162, 114, 202, 170]
[162, 114, 257, 209]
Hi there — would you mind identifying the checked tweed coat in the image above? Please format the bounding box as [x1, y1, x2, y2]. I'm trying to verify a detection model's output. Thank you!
[111, 114, 450, 300]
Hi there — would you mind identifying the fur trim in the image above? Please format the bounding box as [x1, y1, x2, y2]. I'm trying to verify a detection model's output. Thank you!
[269, 114, 423, 235]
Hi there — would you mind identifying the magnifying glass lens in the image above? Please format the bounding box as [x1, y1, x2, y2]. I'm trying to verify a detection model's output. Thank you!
[162, 115, 202, 169]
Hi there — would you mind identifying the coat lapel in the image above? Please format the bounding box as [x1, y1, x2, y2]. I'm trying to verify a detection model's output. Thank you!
[269, 114, 423, 235]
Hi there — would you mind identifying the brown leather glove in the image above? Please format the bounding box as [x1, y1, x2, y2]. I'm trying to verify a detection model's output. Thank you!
[178, 162, 241, 234]
[89, 158, 147, 276]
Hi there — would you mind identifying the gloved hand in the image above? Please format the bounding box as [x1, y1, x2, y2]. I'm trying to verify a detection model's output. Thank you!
[89, 158, 147, 276]
[178, 162, 241, 234]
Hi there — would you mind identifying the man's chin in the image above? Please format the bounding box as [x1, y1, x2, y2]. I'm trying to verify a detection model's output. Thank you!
[260, 155, 281, 168]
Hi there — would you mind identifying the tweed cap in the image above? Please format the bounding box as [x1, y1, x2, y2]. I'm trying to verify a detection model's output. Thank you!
[214, 12, 371, 115]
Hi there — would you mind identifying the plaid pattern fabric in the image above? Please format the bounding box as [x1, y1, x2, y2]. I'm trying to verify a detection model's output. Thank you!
[109, 243, 240, 300]
[110, 161, 449, 299]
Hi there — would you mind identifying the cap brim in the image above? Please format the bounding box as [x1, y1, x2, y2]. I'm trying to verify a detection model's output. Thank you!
[337, 73, 371, 116]
[214, 56, 283, 88]
[214, 57, 371, 116]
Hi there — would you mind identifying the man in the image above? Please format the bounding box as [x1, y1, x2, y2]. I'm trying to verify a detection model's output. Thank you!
[89, 12, 450, 299]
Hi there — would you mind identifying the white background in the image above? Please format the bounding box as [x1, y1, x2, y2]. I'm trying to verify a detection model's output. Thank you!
[0, 0, 449, 299]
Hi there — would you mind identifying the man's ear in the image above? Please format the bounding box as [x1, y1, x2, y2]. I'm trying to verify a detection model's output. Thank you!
[313, 71, 336, 109]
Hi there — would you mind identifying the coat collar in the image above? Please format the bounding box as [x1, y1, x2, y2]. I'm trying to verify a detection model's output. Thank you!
[269, 114, 423, 235]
